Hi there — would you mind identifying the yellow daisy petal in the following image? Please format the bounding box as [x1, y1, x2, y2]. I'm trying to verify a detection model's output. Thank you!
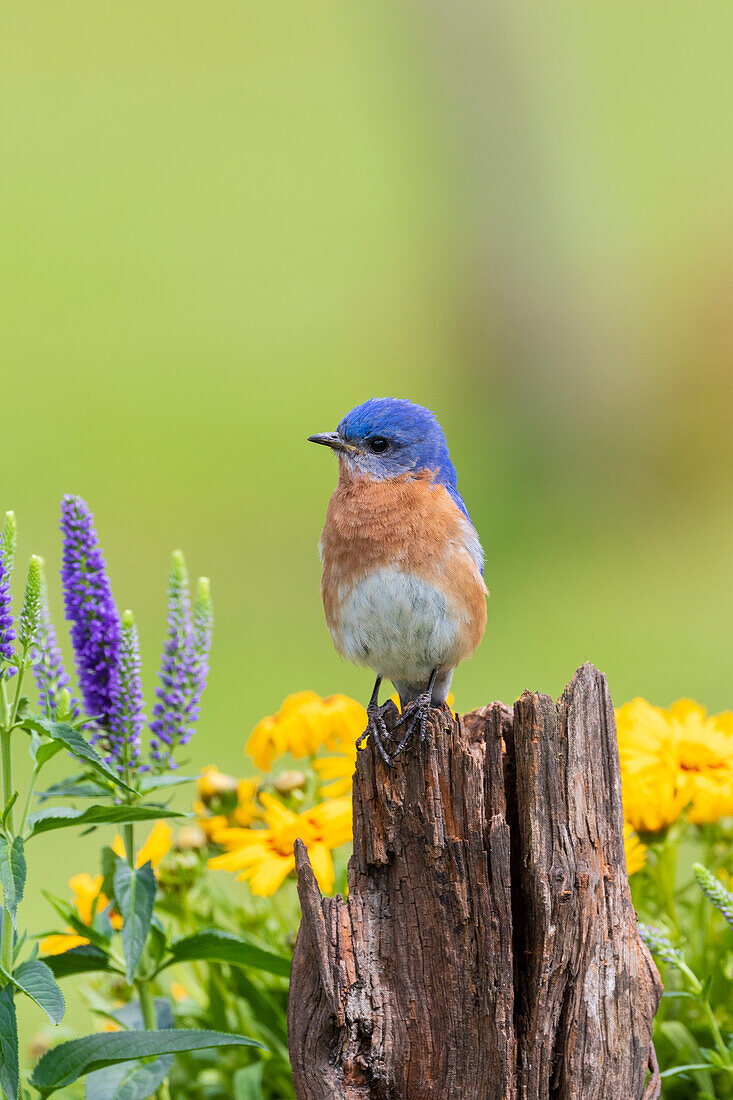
[40, 932, 90, 955]
[246, 854, 295, 896]
[307, 844, 335, 895]
[137, 822, 173, 869]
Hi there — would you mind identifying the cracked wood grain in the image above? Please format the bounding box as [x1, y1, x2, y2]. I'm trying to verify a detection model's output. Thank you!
[288, 663, 661, 1099]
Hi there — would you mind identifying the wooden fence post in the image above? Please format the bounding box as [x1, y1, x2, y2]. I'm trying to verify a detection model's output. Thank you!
[287, 663, 662, 1099]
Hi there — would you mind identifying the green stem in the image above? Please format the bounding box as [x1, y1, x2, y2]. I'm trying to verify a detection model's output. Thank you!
[17, 765, 41, 837]
[8, 645, 29, 729]
[0, 683, 14, 976]
[137, 976, 169, 1099]
[702, 998, 732, 1070]
[137, 978, 157, 1030]
[678, 962, 732, 1070]
[123, 823, 136, 869]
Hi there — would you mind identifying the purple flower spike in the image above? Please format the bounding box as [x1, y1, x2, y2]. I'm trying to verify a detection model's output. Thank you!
[0, 514, 17, 670]
[33, 567, 78, 719]
[108, 610, 146, 779]
[0, 556, 15, 667]
[184, 576, 213, 748]
[149, 553, 212, 771]
[60, 495, 121, 730]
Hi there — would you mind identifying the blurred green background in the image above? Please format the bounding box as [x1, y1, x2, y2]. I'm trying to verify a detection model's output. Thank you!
[2, 0, 732, 1039]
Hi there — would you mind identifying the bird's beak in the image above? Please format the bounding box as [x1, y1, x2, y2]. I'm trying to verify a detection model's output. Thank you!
[307, 432, 358, 454]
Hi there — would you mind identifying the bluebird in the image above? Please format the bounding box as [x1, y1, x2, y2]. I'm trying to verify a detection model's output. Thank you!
[309, 397, 487, 764]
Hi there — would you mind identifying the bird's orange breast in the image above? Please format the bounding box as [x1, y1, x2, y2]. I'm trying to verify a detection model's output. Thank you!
[320, 468, 487, 662]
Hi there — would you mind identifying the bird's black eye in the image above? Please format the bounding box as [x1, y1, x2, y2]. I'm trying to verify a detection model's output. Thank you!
[368, 437, 389, 454]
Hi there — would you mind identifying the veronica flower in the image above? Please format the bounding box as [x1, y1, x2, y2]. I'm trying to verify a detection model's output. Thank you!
[694, 864, 733, 931]
[150, 554, 212, 771]
[60, 495, 121, 730]
[107, 610, 146, 779]
[187, 576, 213, 741]
[32, 565, 78, 719]
[0, 512, 18, 672]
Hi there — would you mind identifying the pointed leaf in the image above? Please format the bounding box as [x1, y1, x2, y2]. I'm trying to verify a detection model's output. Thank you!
[29, 735, 64, 770]
[3, 960, 65, 1025]
[136, 775, 198, 794]
[112, 999, 172, 1032]
[85, 1063, 135, 1100]
[22, 719, 135, 793]
[27, 805, 184, 838]
[233, 1063, 264, 1100]
[30, 1029, 265, 1095]
[1, 795, 18, 832]
[660, 1064, 718, 1079]
[113, 859, 156, 983]
[41, 945, 110, 979]
[163, 930, 290, 978]
[42, 893, 112, 950]
[37, 776, 110, 803]
[0, 838, 25, 929]
[113, 1057, 174, 1100]
[86, 1056, 174, 1100]
[0, 984, 19, 1100]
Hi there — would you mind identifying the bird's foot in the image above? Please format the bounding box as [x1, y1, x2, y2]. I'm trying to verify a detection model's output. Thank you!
[357, 701, 396, 767]
[391, 689, 433, 759]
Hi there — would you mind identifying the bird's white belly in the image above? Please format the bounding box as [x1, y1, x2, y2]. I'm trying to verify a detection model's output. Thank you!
[331, 567, 461, 685]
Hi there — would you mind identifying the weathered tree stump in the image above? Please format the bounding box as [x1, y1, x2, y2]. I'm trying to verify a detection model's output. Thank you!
[287, 663, 662, 1099]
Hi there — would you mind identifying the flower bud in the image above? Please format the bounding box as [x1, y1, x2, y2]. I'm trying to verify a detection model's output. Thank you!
[273, 769, 307, 794]
[197, 765, 238, 813]
[175, 824, 208, 851]
[19, 555, 43, 649]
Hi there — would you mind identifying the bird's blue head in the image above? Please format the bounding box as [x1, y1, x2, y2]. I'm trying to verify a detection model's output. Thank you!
[308, 397, 468, 512]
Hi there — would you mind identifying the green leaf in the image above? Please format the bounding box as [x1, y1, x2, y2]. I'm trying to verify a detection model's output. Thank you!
[30, 1029, 265, 1096]
[1, 794, 18, 833]
[37, 776, 110, 803]
[660, 1063, 718, 1079]
[113, 859, 156, 983]
[136, 775, 198, 794]
[233, 1063, 264, 1100]
[86, 1056, 174, 1100]
[163, 931, 290, 979]
[42, 893, 112, 950]
[29, 735, 64, 770]
[2, 959, 64, 1025]
[27, 805, 185, 838]
[659, 1021, 714, 1094]
[22, 718, 135, 794]
[0, 837, 25, 929]
[0, 984, 19, 1100]
[41, 945, 110, 979]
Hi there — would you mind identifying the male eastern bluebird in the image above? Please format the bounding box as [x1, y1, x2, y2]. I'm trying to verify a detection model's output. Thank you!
[309, 397, 487, 764]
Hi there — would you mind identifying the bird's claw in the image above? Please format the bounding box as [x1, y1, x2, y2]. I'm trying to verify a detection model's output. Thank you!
[391, 690, 433, 758]
[358, 702, 396, 768]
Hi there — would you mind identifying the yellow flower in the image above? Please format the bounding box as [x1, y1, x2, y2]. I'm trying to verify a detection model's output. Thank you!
[311, 692, 457, 797]
[313, 752, 355, 798]
[170, 981, 189, 1002]
[623, 823, 647, 876]
[246, 692, 367, 770]
[40, 873, 122, 955]
[232, 777, 261, 827]
[616, 697, 733, 832]
[112, 821, 173, 870]
[209, 792, 352, 896]
[194, 802, 229, 840]
[687, 773, 733, 825]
